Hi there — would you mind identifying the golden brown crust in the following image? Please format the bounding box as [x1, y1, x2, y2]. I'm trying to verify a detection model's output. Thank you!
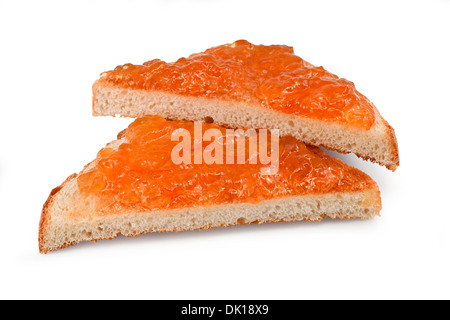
[117, 128, 127, 140]
[38, 173, 77, 254]
[39, 156, 103, 253]
[383, 120, 400, 170]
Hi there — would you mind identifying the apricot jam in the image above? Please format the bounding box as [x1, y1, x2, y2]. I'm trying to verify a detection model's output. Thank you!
[78, 116, 375, 212]
[99, 40, 376, 130]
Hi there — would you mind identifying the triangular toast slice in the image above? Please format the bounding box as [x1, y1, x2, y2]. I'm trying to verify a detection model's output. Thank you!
[39, 116, 381, 253]
[92, 40, 399, 170]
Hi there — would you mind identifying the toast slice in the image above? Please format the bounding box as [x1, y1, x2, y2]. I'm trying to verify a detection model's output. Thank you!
[92, 40, 399, 170]
[39, 116, 381, 253]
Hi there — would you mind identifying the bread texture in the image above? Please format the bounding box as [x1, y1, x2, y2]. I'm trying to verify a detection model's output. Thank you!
[39, 135, 382, 254]
[39, 173, 381, 254]
[92, 84, 399, 171]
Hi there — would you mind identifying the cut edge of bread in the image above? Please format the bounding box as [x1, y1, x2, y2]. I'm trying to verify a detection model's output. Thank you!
[92, 84, 399, 171]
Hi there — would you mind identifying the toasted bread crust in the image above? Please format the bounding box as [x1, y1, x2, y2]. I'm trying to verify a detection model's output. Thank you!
[384, 120, 400, 170]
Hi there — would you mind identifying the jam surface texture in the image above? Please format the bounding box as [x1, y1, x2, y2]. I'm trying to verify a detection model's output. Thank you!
[99, 40, 376, 130]
[77, 116, 376, 214]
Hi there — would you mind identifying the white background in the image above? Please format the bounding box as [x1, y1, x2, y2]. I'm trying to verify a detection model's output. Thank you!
[1, 0, 449, 300]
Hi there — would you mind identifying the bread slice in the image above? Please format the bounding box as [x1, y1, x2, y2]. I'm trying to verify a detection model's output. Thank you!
[39, 116, 382, 253]
[92, 40, 399, 170]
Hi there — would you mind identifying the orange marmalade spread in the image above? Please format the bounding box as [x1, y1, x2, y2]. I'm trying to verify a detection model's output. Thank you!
[99, 40, 376, 130]
[78, 116, 375, 213]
